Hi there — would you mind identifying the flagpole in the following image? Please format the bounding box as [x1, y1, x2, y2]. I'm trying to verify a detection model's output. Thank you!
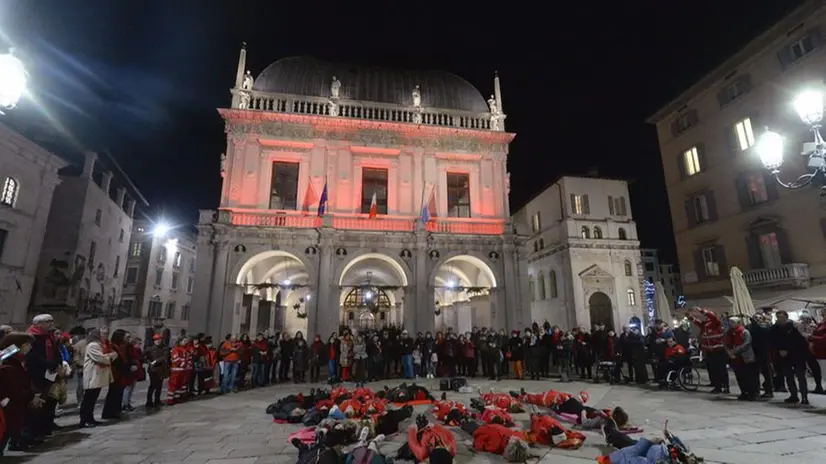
[420, 180, 426, 223]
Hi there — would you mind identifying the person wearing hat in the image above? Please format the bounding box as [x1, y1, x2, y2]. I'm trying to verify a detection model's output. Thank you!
[143, 333, 169, 408]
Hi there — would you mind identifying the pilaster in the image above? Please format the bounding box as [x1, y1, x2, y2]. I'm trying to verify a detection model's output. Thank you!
[311, 226, 336, 340]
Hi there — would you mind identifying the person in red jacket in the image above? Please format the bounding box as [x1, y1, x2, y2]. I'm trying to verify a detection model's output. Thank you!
[808, 307, 826, 387]
[167, 337, 189, 405]
[459, 419, 531, 462]
[657, 338, 689, 388]
[524, 413, 586, 449]
[687, 307, 729, 393]
[405, 414, 456, 463]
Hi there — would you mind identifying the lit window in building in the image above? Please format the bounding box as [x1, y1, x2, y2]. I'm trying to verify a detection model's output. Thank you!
[531, 212, 541, 232]
[1, 177, 18, 207]
[627, 289, 636, 306]
[734, 117, 755, 151]
[130, 241, 142, 257]
[702, 247, 720, 277]
[683, 147, 701, 176]
[759, 232, 782, 268]
[746, 173, 768, 205]
[571, 194, 589, 215]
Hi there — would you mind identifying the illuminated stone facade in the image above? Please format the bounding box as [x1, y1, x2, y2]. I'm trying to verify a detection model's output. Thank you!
[190, 47, 527, 340]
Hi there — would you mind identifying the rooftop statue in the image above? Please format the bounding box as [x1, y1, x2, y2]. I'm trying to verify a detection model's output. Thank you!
[412, 85, 421, 108]
[331, 76, 341, 99]
[242, 70, 254, 90]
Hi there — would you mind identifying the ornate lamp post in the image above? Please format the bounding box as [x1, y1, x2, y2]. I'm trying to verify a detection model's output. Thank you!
[0, 49, 26, 113]
[757, 89, 826, 193]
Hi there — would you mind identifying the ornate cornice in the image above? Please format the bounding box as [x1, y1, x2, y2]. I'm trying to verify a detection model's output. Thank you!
[220, 109, 513, 152]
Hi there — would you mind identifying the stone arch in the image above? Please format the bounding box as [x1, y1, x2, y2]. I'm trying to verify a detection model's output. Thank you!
[231, 248, 314, 286]
[589, 291, 614, 329]
[428, 251, 500, 288]
[336, 251, 412, 287]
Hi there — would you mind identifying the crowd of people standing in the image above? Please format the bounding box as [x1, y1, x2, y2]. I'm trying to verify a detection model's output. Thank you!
[3, 305, 826, 456]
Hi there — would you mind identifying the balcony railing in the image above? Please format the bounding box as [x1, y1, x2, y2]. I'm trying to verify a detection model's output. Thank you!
[242, 90, 495, 131]
[744, 263, 810, 289]
[214, 209, 506, 235]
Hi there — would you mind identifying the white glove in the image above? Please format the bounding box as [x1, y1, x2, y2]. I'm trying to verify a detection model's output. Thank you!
[1, 397, 9, 407]
[130, 365, 138, 372]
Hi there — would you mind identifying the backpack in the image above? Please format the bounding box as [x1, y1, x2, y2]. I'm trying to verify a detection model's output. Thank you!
[346, 445, 384, 464]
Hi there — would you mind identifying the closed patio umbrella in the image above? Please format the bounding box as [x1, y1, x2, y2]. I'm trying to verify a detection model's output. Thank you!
[730, 266, 756, 318]
[655, 281, 673, 325]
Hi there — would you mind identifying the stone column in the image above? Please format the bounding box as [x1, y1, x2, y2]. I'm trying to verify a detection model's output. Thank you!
[456, 301, 472, 334]
[269, 302, 277, 333]
[249, 294, 260, 333]
[311, 223, 336, 340]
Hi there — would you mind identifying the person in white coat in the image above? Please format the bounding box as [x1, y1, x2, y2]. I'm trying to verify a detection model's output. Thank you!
[79, 329, 117, 427]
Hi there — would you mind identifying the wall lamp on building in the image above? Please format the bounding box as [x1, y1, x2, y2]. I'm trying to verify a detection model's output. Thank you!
[757, 89, 826, 193]
[0, 49, 26, 113]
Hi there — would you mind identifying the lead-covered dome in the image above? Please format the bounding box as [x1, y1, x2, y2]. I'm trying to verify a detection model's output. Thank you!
[252, 56, 489, 113]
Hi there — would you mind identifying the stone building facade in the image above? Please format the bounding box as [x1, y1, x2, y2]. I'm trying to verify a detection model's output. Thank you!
[648, 0, 826, 314]
[32, 152, 141, 328]
[512, 176, 645, 330]
[0, 123, 66, 325]
[190, 47, 526, 340]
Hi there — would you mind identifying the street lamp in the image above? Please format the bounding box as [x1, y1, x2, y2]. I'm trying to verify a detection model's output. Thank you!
[152, 222, 171, 238]
[0, 49, 26, 113]
[757, 89, 826, 192]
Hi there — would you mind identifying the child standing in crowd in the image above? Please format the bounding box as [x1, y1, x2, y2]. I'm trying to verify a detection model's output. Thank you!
[428, 351, 438, 379]
[412, 345, 422, 378]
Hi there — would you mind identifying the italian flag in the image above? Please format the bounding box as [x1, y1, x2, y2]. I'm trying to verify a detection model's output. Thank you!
[368, 191, 378, 219]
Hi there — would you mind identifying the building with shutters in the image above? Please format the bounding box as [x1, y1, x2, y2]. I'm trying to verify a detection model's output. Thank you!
[190, 46, 526, 340]
[511, 176, 645, 330]
[647, 0, 826, 314]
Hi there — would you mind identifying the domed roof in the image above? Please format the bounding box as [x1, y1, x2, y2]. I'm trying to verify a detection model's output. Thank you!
[252, 57, 489, 114]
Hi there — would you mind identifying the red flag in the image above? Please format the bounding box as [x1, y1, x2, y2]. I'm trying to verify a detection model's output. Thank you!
[368, 191, 378, 219]
[302, 180, 318, 213]
[427, 186, 438, 219]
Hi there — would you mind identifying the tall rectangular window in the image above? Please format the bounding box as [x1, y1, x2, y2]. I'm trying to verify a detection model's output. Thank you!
[130, 241, 142, 257]
[125, 267, 138, 284]
[173, 252, 182, 268]
[446, 173, 471, 218]
[683, 147, 702, 176]
[692, 194, 710, 223]
[759, 232, 782, 268]
[89, 241, 97, 266]
[0, 228, 7, 261]
[186, 277, 194, 293]
[746, 173, 768, 205]
[269, 162, 300, 210]
[702, 247, 720, 277]
[171, 273, 179, 290]
[154, 268, 163, 287]
[361, 168, 388, 215]
[114, 255, 120, 277]
[570, 194, 589, 215]
[734, 117, 755, 151]
[531, 212, 541, 232]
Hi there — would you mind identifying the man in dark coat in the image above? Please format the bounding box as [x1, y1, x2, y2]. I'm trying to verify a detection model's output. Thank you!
[771, 310, 810, 404]
[748, 314, 773, 398]
[25, 314, 61, 438]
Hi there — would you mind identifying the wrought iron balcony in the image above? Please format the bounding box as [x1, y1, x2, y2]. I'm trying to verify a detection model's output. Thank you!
[744, 263, 810, 289]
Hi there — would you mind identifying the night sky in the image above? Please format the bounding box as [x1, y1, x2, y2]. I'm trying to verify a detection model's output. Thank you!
[0, 0, 808, 264]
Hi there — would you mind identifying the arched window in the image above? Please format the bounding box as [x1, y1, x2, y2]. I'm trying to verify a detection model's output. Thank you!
[538, 272, 546, 300]
[581, 226, 590, 239]
[549, 270, 558, 298]
[624, 260, 633, 276]
[618, 228, 627, 240]
[529, 277, 536, 302]
[593, 226, 603, 239]
[627, 288, 636, 306]
[343, 286, 392, 312]
[1, 177, 19, 207]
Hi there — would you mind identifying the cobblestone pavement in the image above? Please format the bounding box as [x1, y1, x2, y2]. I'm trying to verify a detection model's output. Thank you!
[5, 376, 826, 464]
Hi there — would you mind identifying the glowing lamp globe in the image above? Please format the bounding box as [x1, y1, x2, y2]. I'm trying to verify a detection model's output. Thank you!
[0, 52, 26, 111]
[756, 131, 785, 171]
[152, 222, 170, 238]
[794, 90, 824, 125]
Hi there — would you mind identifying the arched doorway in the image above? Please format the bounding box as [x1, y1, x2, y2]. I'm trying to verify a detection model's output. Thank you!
[433, 254, 497, 333]
[589, 292, 614, 329]
[235, 250, 310, 336]
[338, 253, 409, 333]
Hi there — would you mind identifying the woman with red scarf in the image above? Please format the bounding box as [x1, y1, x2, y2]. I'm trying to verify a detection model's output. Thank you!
[102, 329, 130, 420]
[0, 333, 40, 453]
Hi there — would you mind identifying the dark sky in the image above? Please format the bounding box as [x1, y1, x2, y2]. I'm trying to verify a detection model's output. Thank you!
[0, 0, 808, 264]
